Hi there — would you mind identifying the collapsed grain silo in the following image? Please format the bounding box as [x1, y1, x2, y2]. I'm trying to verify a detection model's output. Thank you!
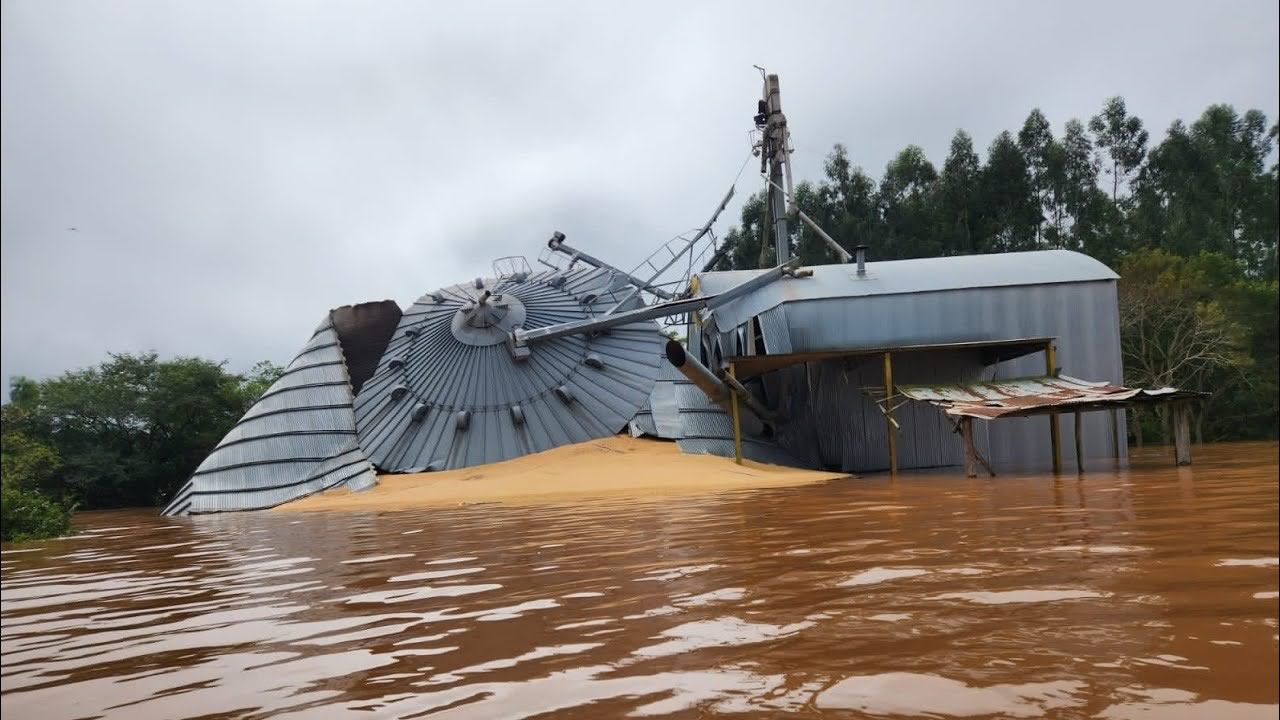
[162, 72, 1203, 515]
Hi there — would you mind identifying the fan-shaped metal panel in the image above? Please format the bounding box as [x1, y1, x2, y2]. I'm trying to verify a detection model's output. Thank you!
[354, 267, 664, 472]
[161, 316, 376, 515]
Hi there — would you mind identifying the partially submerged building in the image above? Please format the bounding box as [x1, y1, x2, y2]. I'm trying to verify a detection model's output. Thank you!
[688, 249, 1126, 473]
[163, 242, 1197, 516]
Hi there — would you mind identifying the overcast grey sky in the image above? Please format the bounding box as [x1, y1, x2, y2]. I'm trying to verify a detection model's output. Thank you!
[2, 0, 1277, 390]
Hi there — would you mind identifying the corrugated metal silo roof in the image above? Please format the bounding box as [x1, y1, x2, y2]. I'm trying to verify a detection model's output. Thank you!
[354, 266, 665, 473]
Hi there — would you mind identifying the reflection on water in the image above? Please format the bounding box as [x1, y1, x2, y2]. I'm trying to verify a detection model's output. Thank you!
[2, 442, 1277, 719]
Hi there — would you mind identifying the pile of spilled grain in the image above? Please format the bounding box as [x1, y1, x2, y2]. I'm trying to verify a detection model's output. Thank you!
[278, 435, 847, 512]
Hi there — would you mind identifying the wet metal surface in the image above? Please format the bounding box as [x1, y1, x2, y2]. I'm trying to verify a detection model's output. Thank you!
[3, 442, 1277, 719]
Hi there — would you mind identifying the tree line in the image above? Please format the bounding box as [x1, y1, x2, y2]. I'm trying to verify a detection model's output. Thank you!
[713, 98, 1277, 444]
[1, 355, 282, 540]
[1, 97, 1275, 540]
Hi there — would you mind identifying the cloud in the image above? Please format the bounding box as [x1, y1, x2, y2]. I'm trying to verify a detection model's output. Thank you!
[3, 0, 1277, 392]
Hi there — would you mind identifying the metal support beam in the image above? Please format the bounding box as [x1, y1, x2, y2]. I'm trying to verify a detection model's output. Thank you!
[1074, 411, 1084, 475]
[884, 352, 897, 477]
[729, 363, 743, 465]
[1046, 342, 1062, 473]
[516, 294, 713, 346]
[1173, 403, 1192, 465]
[764, 73, 790, 265]
[763, 176, 852, 263]
[605, 184, 735, 315]
[515, 257, 800, 348]
[544, 233, 673, 300]
[962, 417, 976, 478]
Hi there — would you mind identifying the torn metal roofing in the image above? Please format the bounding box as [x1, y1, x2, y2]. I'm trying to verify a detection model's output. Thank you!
[354, 266, 664, 472]
[897, 375, 1204, 420]
[161, 316, 377, 516]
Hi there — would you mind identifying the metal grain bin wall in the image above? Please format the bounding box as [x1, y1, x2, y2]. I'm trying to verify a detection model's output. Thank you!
[161, 315, 376, 515]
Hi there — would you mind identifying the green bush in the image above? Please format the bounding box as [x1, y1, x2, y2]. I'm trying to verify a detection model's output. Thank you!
[1, 482, 72, 542]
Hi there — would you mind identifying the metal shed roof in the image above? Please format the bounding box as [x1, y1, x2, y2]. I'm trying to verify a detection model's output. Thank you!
[695, 250, 1117, 300]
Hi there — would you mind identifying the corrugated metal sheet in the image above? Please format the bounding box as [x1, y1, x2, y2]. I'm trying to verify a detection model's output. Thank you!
[355, 266, 664, 472]
[161, 316, 376, 516]
[631, 356, 803, 467]
[765, 350, 988, 472]
[756, 304, 792, 355]
[897, 375, 1202, 419]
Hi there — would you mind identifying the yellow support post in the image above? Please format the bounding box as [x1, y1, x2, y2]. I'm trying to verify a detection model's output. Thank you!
[884, 352, 897, 476]
[1046, 342, 1062, 474]
[729, 363, 743, 465]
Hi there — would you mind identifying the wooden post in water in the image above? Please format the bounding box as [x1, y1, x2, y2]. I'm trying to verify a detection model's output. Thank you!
[1074, 411, 1084, 475]
[729, 363, 743, 465]
[1173, 403, 1192, 466]
[1045, 342, 1062, 474]
[883, 352, 897, 477]
[962, 418, 977, 478]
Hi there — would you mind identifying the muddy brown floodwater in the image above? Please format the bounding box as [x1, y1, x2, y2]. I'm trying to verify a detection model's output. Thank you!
[2, 442, 1277, 719]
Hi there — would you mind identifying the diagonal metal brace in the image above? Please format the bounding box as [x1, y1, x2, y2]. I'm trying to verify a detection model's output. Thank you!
[512, 257, 802, 350]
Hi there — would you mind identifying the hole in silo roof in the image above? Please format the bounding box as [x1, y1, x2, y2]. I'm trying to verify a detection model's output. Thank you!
[411, 403, 428, 422]
[390, 385, 410, 402]
[429, 292, 444, 303]
[584, 353, 605, 370]
[388, 357, 405, 370]
[455, 410, 471, 431]
[404, 327, 420, 338]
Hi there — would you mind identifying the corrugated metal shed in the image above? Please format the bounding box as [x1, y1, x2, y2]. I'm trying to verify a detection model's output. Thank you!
[161, 316, 377, 516]
[687, 250, 1127, 473]
[696, 250, 1117, 319]
[354, 266, 664, 472]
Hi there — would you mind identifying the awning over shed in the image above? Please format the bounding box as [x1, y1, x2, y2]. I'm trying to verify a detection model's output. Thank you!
[896, 375, 1205, 420]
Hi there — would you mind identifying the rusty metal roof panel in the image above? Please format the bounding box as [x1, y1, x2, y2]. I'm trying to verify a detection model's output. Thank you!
[897, 375, 1204, 419]
[161, 316, 376, 515]
[354, 266, 664, 473]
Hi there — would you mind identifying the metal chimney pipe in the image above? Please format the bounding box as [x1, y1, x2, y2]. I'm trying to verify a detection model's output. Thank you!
[854, 245, 868, 277]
